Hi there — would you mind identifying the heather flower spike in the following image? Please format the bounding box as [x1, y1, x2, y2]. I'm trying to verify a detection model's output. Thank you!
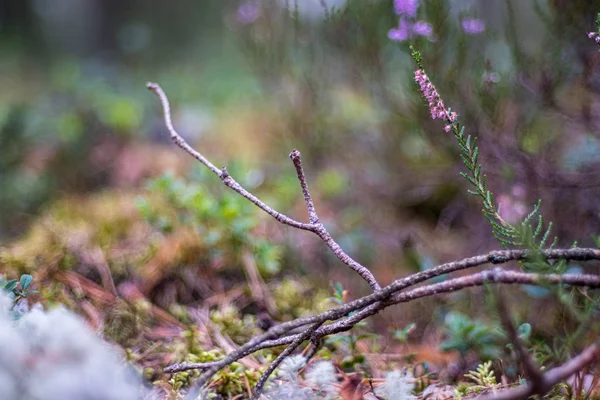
[413, 69, 457, 132]
[410, 46, 556, 251]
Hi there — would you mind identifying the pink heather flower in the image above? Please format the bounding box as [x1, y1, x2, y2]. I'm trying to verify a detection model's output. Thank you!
[412, 20, 433, 38]
[388, 18, 434, 42]
[414, 69, 458, 131]
[394, 0, 419, 17]
[498, 193, 527, 224]
[461, 18, 485, 35]
[388, 18, 412, 41]
[236, 1, 260, 25]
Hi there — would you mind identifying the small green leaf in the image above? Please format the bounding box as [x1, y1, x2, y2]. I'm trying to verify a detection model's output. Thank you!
[517, 323, 531, 341]
[20, 274, 33, 291]
[3, 280, 18, 293]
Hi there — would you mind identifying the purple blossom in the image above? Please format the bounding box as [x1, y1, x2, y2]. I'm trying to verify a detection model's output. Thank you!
[388, 18, 434, 42]
[461, 18, 485, 35]
[589, 32, 600, 43]
[236, 1, 260, 25]
[394, 0, 419, 17]
[388, 18, 412, 41]
[412, 21, 433, 38]
[414, 69, 457, 132]
[388, 0, 435, 42]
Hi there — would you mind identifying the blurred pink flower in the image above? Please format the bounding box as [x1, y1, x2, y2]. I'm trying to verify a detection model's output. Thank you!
[388, 18, 412, 41]
[589, 32, 600, 43]
[236, 1, 260, 25]
[388, 0, 435, 42]
[388, 18, 433, 42]
[497, 194, 527, 225]
[461, 18, 485, 35]
[394, 0, 419, 17]
[412, 20, 433, 38]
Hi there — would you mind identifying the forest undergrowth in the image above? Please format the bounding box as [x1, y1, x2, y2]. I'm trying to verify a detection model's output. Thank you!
[1, 2, 600, 400]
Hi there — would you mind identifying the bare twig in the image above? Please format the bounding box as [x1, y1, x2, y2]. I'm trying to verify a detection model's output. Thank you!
[289, 148, 380, 290]
[289, 149, 319, 225]
[147, 82, 379, 290]
[474, 344, 600, 400]
[165, 360, 222, 374]
[146, 82, 221, 176]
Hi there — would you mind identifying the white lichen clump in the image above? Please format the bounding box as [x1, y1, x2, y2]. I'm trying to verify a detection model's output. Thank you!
[305, 360, 337, 399]
[263, 355, 313, 399]
[376, 371, 416, 400]
[0, 292, 147, 400]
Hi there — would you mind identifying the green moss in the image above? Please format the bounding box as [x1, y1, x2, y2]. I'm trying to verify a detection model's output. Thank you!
[272, 278, 331, 318]
[103, 299, 150, 346]
[210, 305, 260, 344]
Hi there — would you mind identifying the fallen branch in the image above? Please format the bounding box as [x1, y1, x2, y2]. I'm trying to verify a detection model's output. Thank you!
[165, 266, 600, 377]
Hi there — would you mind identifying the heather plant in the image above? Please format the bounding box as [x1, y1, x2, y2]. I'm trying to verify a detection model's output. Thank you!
[410, 34, 600, 377]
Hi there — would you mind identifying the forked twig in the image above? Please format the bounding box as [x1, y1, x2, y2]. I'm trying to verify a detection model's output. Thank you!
[146, 81, 380, 291]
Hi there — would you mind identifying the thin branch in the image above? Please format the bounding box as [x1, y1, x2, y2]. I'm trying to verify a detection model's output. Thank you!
[314, 227, 381, 290]
[250, 322, 323, 399]
[169, 264, 600, 378]
[165, 360, 222, 374]
[146, 82, 221, 176]
[167, 249, 600, 376]
[147, 82, 379, 290]
[289, 149, 319, 224]
[146, 82, 312, 231]
[289, 149, 380, 290]
[304, 335, 323, 360]
[474, 344, 600, 400]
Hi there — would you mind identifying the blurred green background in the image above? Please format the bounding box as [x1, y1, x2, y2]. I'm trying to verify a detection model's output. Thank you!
[1, 0, 600, 359]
